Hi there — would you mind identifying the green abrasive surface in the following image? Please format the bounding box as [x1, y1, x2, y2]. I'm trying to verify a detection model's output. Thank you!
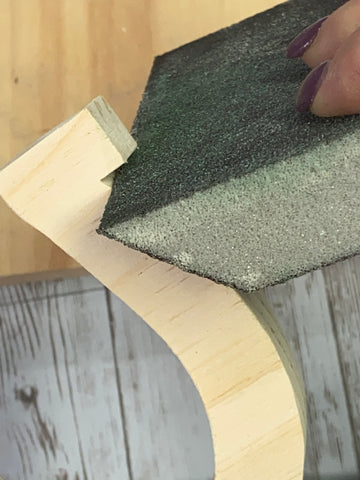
[98, 0, 360, 292]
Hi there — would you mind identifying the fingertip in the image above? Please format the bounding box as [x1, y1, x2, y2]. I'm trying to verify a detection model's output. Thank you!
[308, 27, 360, 117]
[296, 61, 330, 113]
[289, 0, 360, 68]
[286, 17, 328, 60]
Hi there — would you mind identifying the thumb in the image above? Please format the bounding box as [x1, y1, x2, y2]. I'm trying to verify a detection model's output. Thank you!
[297, 27, 360, 116]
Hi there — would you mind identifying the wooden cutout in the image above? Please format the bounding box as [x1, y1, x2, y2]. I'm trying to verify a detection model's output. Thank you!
[0, 97, 304, 479]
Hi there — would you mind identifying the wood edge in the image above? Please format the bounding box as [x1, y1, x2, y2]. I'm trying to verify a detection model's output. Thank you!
[240, 290, 307, 438]
[0, 115, 76, 174]
[86, 96, 137, 184]
[0, 96, 137, 226]
[0, 96, 136, 183]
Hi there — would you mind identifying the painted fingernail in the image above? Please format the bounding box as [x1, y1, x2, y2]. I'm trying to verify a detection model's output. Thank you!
[296, 60, 330, 112]
[287, 16, 328, 58]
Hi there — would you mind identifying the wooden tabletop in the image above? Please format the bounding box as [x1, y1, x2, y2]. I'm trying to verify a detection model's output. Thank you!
[0, 0, 284, 280]
[3, 3, 360, 478]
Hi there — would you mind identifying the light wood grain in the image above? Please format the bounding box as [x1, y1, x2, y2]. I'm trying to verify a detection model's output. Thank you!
[151, 0, 284, 54]
[0, 0, 285, 280]
[0, 0, 154, 278]
[0, 277, 214, 479]
[0, 97, 303, 479]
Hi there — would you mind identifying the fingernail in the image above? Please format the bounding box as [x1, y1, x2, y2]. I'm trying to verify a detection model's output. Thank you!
[296, 60, 330, 112]
[287, 16, 328, 58]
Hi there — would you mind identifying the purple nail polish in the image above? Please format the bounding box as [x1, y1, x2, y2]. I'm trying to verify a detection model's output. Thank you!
[296, 60, 330, 113]
[287, 16, 328, 58]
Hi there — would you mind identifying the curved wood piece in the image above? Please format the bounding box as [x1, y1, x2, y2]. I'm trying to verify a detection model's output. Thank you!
[0, 97, 304, 479]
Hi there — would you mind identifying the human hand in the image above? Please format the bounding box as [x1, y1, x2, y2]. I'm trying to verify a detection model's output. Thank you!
[287, 0, 360, 116]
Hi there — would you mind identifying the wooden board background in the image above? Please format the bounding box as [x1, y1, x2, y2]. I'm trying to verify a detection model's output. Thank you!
[266, 257, 360, 478]
[0, 0, 284, 279]
[2, 256, 360, 479]
[0, 276, 215, 479]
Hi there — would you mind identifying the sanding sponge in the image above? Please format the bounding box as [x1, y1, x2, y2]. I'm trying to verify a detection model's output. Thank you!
[98, 0, 360, 292]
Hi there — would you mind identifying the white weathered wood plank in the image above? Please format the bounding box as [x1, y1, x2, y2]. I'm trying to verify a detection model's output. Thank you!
[322, 255, 360, 464]
[0, 276, 102, 307]
[106, 290, 215, 480]
[266, 270, 359, 478]
[3, 268, 360, 479]
[0, 286, 131, 480]
[0, 277, 215, 479]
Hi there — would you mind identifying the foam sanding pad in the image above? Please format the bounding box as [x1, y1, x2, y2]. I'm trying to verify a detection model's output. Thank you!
[98, 0, 360, 292]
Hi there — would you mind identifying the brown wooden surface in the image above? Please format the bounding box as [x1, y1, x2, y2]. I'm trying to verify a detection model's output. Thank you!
[0, 0, 284, 279]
